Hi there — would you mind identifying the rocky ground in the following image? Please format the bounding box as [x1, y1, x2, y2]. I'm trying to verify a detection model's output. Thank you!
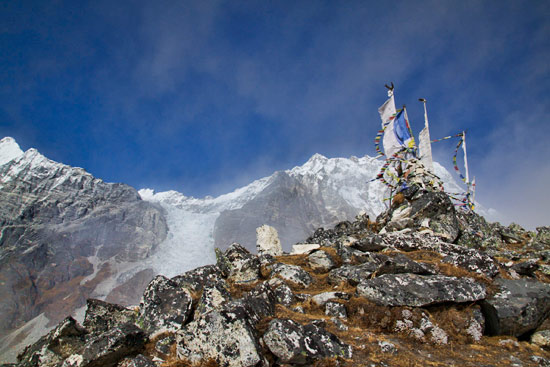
[4, 187, 550, 367]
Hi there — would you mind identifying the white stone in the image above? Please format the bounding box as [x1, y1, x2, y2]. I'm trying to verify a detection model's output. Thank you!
[256, 225, 283, 256]
[290, 243, 320, 255]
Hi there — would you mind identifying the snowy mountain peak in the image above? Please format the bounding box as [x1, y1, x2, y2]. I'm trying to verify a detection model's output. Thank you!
[0, 137, 24, 166]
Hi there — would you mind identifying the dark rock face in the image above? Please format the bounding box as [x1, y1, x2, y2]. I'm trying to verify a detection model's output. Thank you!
[17, 317, 87, 367]
[138, 275, 193, 333]
[377, 189, 460, 242]
[263, 318, 352, 365]
[213, 171, 354, 251]
[177, 283, 277, 367]
[82, 299, 136, 334]
[357, 274, 486, 307]
[0, 148, 167, 338]
[482, 278, 550, 337]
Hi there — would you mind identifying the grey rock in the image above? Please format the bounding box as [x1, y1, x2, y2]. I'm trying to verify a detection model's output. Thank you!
[511, 259, 539, 277]
[311, 292, 351, 307]
[117, 354, 157, 367]
[170, 265, 221, 293]
[263, 319, 308, 364]
[138, 275, 193, 333]
[263, 318, 352, 364]
[177, 283, 276, 367]
[328, 263, 378, 286]
[357, 274, 486, 307]
[531, 330, 550, 349]
[256, 225, 283, 256]
[154, 334, 175, 356]
[218, 243, 261, 284]
[325, 300, 347, 319]
[83, 299, 136, 335]
[307, 250, 336, 272]
[352, 235, 386, 252]
[270, 263, 312, 288]
[267, 279, 296, 307]
[376, 253, 437, 276]
[194, 277, 232, 319]
[482, 278, 550, 337]
[78, 324, 147, 367]
[17, 317, 86, 367]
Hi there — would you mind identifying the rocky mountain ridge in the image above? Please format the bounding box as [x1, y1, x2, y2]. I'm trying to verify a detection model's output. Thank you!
[5, 185, 550, 366]
[0, 136, 492, 363]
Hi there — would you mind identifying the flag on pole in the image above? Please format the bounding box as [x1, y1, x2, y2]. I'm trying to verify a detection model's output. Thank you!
[393, 108, 416, 151]
[378, 95, 401, 157]
[418, 101, 434, 172]
[462, 131, 470, 184]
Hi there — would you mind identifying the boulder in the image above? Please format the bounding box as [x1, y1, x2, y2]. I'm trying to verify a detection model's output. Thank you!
[75, 324, 147, 367]
[328, 263, 378, 286]
[263, 318, 352, 365]
[357, 274, 486, 307]
[291, 243, 320, 255]
[117, 354, 157, 367]
[351, 235, 386, 252]
[256, 225, 283, 256]
[177, 283, 277, 367]
[194, 277, 232, 319]
[17, 317, 86, 367]
[170, 265, 221, 293]
[217, 244, 261, 284]
[83, 299, 136, 334]
[325, 301, 347, 319]
[269, 263, 312, 288]
[307, 250, 336, 272]
[138, 275, 193, 333]
[482, 278, 550, 337]
[531, 330, 550, 349]
[511, 259, 539, 277]
[311, 292, 351, 307]
[375, 253, 437, 276]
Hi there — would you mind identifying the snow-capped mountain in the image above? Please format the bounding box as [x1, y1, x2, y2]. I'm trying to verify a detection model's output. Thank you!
[0, 136, 482, 363]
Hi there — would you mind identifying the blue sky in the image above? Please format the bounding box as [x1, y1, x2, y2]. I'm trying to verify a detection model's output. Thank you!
[1, 0, 549, 228]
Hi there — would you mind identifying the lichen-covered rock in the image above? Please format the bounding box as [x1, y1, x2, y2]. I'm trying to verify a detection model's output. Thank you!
[325, 301, 347, 319]
[311, 292, 351, 307]
[482, 278, 550, 337]
[256, 225, 283, 256]
[76, 324, 147, 367]
[328, 262, 379, 286]
[177, 309, 266, 367]
[138, 275, 193, 333]
[357, 274, 486, 307]
[531, 330, 550, 349]
[170, 265, 221, 293]
[376, 253, 437, 276]
[263, 318, 352, 365]
[351, 235, 385, 252]
[83, 299, 136, 334]
[267, 278, 296, 307]
[17, 317, 86, 367]
[262, 319, 308, 364]
[194, 277, 232, 319]
[307, 250, 336, 272]
[511, 259, 539, 277]
[117, 354, 157, 367]
[269, 263, 312, 288]
[177, 283, 276, 367]
[218, 243, 261, 284]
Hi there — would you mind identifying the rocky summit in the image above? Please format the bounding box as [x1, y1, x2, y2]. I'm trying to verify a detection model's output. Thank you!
[5, 185, 550, 367]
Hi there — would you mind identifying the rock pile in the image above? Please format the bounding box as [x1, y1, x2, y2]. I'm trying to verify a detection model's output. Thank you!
[5, 188, 550, 366]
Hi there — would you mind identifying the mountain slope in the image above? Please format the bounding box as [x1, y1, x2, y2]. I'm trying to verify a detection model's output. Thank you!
[0, 136, 482, 363]
[0, 138, 168, 362]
